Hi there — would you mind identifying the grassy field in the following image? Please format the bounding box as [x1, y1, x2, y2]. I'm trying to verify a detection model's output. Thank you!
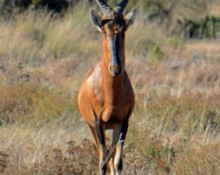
[0, 1, 220, 175]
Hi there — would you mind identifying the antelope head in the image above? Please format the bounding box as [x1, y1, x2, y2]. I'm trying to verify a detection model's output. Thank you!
[91, 0, 137, 76]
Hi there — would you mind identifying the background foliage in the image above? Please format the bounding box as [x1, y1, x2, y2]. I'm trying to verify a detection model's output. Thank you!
[1, 0, 220, 39]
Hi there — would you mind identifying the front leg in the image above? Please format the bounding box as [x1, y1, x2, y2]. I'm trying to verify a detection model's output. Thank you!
[109, 118, 129, 175]
[94, 119, 108, 175]
[115, 119, 128, 175]
[90, 107, 108, 175]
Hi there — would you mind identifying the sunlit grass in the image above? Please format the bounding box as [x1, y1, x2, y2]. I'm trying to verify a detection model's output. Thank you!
[0, 4, 100, 65]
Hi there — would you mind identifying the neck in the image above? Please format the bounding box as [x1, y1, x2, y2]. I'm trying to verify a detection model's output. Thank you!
[101, 58, 125, 105]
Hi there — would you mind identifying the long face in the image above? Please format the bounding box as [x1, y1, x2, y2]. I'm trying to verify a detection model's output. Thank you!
[102, 16, 126, 76]
[91, 8, 137, 77]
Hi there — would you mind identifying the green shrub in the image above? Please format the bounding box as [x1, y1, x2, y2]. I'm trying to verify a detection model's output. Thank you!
[176, 17, 220, 39]
[1, 0, 81, 13]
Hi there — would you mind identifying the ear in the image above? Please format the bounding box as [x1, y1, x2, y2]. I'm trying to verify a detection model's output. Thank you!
[91, 9, 102, 32]
[125, 8, 137, 28]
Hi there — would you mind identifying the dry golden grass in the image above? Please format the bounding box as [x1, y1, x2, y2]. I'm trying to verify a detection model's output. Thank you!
[0, 2, 220, 175]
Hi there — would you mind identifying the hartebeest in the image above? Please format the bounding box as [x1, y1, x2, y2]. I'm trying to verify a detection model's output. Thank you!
[78, 0, 136, 174]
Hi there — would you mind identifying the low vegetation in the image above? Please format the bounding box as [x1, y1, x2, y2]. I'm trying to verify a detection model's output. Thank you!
[0, 1, 220, 174]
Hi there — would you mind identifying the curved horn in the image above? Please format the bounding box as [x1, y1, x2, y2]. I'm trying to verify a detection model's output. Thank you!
[114, 0, 129, 14]
[96, 0, 113, 15]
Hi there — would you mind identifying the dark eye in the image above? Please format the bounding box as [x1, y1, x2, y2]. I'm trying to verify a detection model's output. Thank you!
[102, 29, 106, 35]
[102, 19, 113, 26]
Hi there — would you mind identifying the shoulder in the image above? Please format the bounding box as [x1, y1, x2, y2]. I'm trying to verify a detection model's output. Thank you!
[124, 71, 135, 98]
[86, 62, 102, 86]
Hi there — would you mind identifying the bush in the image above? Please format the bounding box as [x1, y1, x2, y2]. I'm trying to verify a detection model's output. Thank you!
[176, 17, 220, 39]
[1, 0, 82, 13]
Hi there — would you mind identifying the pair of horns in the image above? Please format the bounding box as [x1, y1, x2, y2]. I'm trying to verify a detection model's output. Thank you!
[96, 0, 128, 15]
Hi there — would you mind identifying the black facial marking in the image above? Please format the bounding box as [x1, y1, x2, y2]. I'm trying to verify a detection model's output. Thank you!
[111, 34, 121, 66]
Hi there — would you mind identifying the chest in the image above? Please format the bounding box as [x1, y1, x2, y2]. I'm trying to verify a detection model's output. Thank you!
[87, 64, 134, 123]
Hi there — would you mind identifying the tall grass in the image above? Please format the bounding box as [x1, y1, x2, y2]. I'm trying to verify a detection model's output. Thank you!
[0, 3, 100, 66]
